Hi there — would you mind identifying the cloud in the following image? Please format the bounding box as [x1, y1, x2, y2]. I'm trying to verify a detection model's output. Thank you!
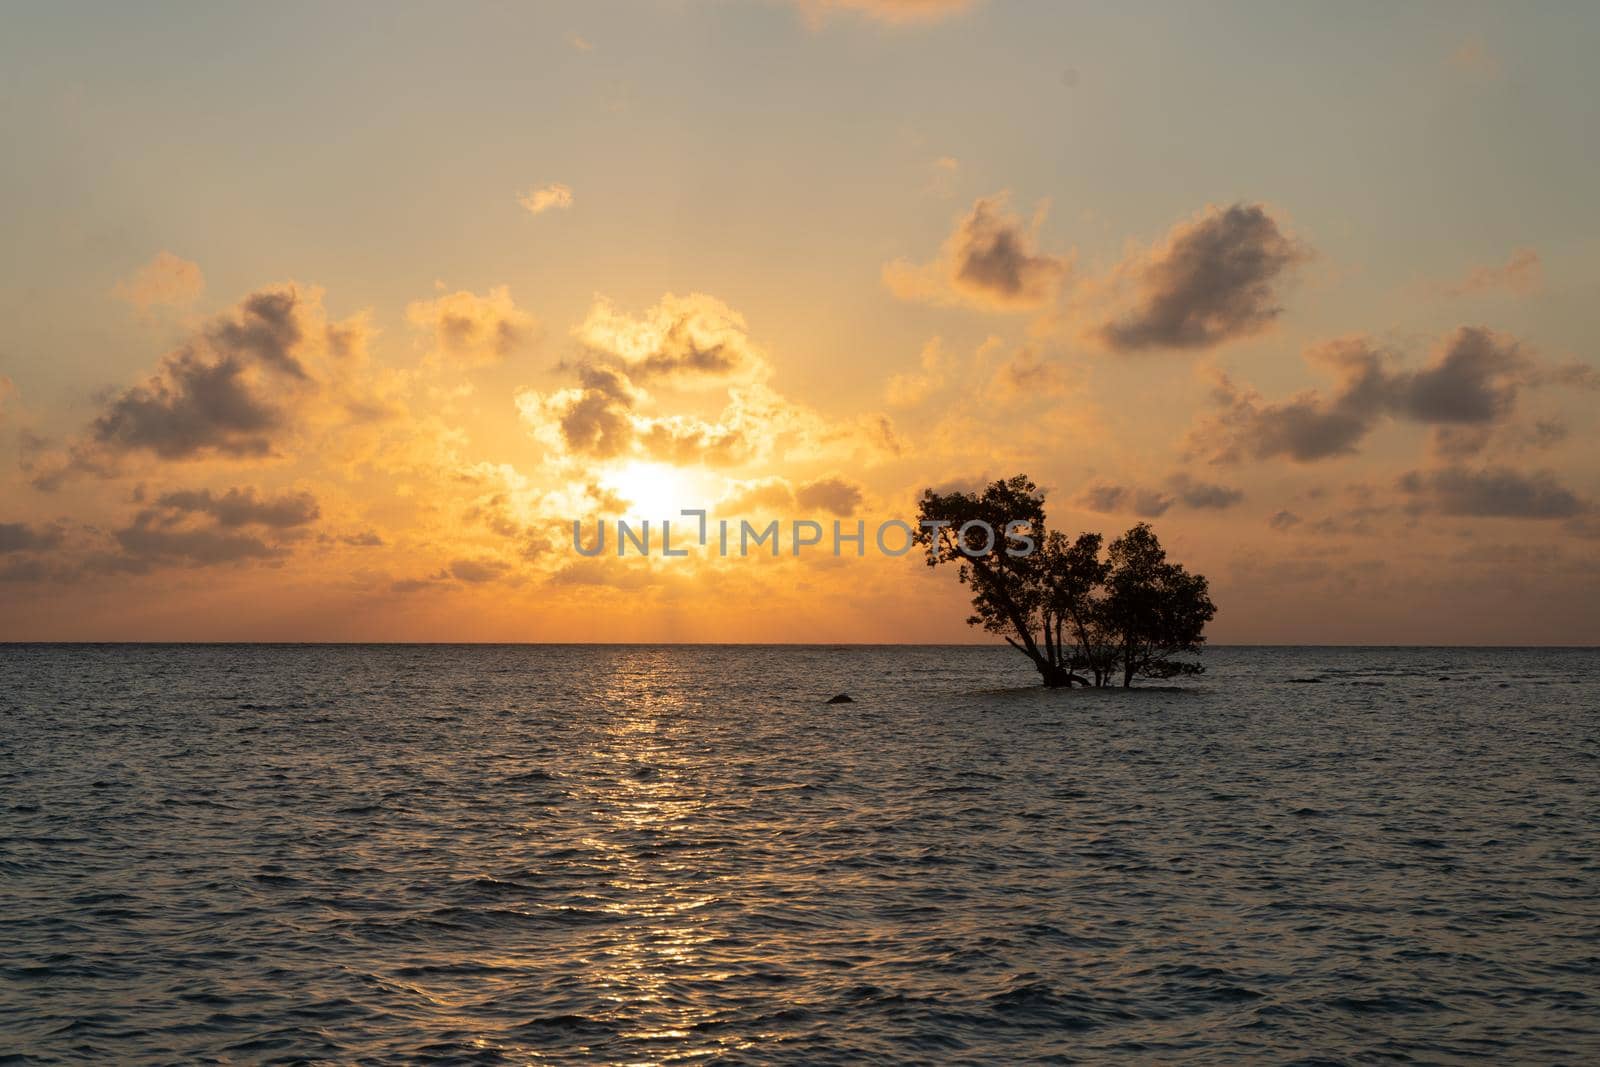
[1074, 483, 1172, 518]
[1268, 510, 1301, 531]
[574, 293, 769, 384]
[1097, 203, 1307, 352]
[152, 487, 320, 528]
[926, 155, 960, 197]
[449, 557, 509, 583]
[722, 477, 796, 513]
[520, 364, 638, 460]
[33, 282, 401, 492]
[112, 251, 204, 312]
[0, 557, 55, 584]
[389, 578, 437, 593]
[520, 293, 901, 475]
[520, 370, 767, 468]
[76, 483, 327, 574]
[1074, 472, 1243, 518]
[1167, 472, 1245, 509]
[988, 347, 1073, 401]
[885, 338, 949, 407]
[0, 522, 63, 553]
[566, 33, 593, 53]
[519, 183, 574, 215]
[1566, 516, 1600, 540]
[884, 193, 1070, 311]
[519, 360, 775, 469]
[1395, 326, 1528, 424]
[1442, 248, 1542, 298]
[57, 287, 312, 477]
[795, 476, 863, 516]
[39, 283, 394, 488]
[547, 558, 665, 590]
[795, 0, 974, 26]
[391, 556, 514, 592]
[1398, 466, 1586, 519]
[112, 515, 283, 568]
[1189, 327, 1547, 464]
[407, 286, 537, 366]
[1188, 360, 1382, 466]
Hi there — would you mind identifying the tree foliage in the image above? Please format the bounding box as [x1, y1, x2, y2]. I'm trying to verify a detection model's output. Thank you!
[915, 476, 1217, 688]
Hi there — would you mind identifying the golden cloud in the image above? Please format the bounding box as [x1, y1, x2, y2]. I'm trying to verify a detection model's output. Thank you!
[112, 251, 204, 312]
[406, 285, 538, 366]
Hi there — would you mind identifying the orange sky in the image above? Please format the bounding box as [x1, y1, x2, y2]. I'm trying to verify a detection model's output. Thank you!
[2, 1, 1597, 643]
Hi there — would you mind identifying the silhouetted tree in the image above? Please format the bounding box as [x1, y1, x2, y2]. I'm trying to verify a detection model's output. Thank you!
[1040, 530, 1116, 687]
[914, 476, 1083, 687]
[1098, 522, 1216, 687]
[916, 477, 1216, 688]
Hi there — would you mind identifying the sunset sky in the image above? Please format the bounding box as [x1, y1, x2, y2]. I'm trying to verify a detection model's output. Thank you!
[2, 0, 1597, 643]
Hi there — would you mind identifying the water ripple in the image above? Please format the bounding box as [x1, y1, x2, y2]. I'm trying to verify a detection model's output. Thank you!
[1, 644, 1597, 1063]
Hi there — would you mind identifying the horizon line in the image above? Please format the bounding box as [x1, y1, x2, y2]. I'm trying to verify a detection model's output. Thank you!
[2, 641, 1597, 650]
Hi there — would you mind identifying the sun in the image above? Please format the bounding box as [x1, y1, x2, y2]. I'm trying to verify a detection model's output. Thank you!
[602, 461, 709, 521]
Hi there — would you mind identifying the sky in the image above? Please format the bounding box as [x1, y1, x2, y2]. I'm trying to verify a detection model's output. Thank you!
[1, 0, 1598, 643]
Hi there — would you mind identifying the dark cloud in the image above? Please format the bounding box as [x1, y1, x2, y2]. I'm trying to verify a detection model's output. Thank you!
[113, 515, 282, 567]
[153, 487, 320, 529]
[1074, 483, 1173, 518]
[391, 557, 513, 591]
[1101, 203, 1306, 352]
[951, 197, 1069, 306]
[1167, 472, 1245, 509]
[885, 193, 1069, 310]
[1268, 510, 1302, 531]
[1190, 328, 1557, 464]
[1077, 473, 1244, 517]
[206, 290, 306, 378]
[1397, 466, 1587, 519]
[1393, 326, 1526, 424]
[101, 483, 319, 570]
[448, 558, 509, 583]
[1201, 387, 1376, 463]
[0, 557, 58, 583]
[795, 476, 863, 517]
[90, 349, 284, 460]
[47, 287, 313, 482]
[0, 521, 62, 553]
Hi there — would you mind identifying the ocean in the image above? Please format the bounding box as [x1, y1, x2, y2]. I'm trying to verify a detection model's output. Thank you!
[2, 644, 1597, 1063]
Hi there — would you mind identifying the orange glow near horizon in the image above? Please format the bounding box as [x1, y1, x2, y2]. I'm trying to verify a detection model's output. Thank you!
[0, 4, 1597, 644]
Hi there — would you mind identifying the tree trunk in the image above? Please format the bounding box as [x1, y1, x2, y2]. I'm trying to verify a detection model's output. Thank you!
[1038, 661, 1091, 688]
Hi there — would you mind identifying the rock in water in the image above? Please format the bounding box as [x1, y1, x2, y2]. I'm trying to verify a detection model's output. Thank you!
[826, 693, 854, 704]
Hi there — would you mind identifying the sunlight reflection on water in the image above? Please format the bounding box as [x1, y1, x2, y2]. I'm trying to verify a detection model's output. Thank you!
[2, 644, 1598, 1063]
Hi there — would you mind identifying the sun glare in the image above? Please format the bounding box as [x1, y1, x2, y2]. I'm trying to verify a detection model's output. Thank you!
[604, 461, 707, 521]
